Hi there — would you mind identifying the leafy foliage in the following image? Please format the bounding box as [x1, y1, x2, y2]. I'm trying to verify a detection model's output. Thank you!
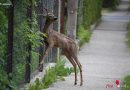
[0, 10, 7, 67]
[0, 0, 45, 89]
[77, 25, 91, 46]
[77, 0, 102, 46]
[128, 1, 130, 11]
[28, 59, 75, 90]
[82, 0, 102, 29]
[102, 0, 120, 9]
[0, 3, 8, 89]
[128, 22, 130, 50]
[124, 75, 130, 90]
[12, 0, 46, 87]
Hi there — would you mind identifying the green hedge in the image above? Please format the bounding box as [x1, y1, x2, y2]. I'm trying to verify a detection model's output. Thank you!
[128, 1, 130, 11]
[77, 25, 91, 46]
[128, 22, 130, 49]
[102, 0, 120, 9]
[77, 0, 102, 45]
[82, 0, 102, 29]
[0, 0, 42, 89]
[28, 59, 75, 90]
[124, 75, 130, 90]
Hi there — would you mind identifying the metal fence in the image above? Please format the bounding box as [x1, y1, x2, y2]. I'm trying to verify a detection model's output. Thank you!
[0, 0, 60, 87]
[37, 0, 59, 64]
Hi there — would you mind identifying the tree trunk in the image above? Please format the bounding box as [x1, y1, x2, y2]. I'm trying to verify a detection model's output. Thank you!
[25, 0, 32, 83]
[66, 0, 78, 40]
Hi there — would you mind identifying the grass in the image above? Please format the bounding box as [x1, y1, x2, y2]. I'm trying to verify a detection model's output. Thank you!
[124, 22, 130, 90]
[127, 22, 130, 50]
[77, 25, 91, 47]
[27, 58, 75, 90]
[124, 75, 130, 90]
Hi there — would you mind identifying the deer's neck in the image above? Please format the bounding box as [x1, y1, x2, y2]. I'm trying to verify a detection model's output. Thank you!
[43, 20, 52, 34]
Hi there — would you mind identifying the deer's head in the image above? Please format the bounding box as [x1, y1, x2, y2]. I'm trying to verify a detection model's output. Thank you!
[43, 7, 58, 24]
[46, 12, 58, 23]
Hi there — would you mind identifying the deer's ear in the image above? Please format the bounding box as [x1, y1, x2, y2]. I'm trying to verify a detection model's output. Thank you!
[48, 12, 54, 16]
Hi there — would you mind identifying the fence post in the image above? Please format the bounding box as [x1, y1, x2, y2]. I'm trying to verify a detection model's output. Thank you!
[57, 0, 61, 60]
[25, 0, 32, 83]
[38, 0, 45, 71]
[6, 0, 14, 89]
[7, 0, 14, 77]
[60, 0, 65, 34]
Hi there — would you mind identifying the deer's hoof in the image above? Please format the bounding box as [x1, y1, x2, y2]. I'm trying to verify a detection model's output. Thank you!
[74, 82, 77, 85]
[80, 83, 83, 86]
[38, 64, 43, 72]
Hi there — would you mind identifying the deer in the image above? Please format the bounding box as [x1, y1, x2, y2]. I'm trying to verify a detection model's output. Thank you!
[39, 8, 83, 86]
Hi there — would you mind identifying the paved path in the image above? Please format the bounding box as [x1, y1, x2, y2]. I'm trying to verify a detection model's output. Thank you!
[47, 0, 130, 90]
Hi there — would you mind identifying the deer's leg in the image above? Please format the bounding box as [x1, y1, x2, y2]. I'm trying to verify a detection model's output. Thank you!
[72, 55, 83, 86]
[39, 46, 51, 71]
[40, 46, 51, 64]
[64, 51, 77, 85]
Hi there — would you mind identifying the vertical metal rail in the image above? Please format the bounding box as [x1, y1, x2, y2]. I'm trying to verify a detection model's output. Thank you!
[6, 0, 14, 77]
[57, 0, 61, 60]
[38, 0, 59, 66]
[25, 0, 32, 83]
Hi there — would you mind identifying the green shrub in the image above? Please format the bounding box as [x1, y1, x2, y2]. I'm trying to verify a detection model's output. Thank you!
[127, 22, 130, 49]
[128, 1, 130, 11]
[102, 0, 120, 9]
[55, 60, 72, 76]
[77, 25, 91, 46]
[82, 0, 102, 29]
[28, 59, 75, 90]
[124, 75, 130, 90]
[42, 67, 57, 89]
[77, 0, 102, 46]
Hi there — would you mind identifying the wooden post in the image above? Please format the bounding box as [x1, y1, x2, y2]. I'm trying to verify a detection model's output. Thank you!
[66, 0, 78, 40]
[25, 0, 32, 83]
[60, 0, 65, 34]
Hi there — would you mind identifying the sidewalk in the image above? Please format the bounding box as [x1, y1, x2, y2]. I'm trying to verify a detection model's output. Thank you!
[47, 0, 130, 90]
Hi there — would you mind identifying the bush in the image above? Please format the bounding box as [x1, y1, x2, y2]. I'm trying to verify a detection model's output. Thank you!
[124, 75, 130, 90]
[77, 0, 102, 46]
[127, 22, 130, 49]
[28, 59, 75, 90]
[82, 0, 102, 28]
[128, 1, 130, 11]
[102, 0, 120, 9]
[77, 25, 91, 46]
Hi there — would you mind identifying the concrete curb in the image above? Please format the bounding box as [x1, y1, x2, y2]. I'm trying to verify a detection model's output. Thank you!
[20, 63, 56, 90]
[90, 18, 101, 31]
